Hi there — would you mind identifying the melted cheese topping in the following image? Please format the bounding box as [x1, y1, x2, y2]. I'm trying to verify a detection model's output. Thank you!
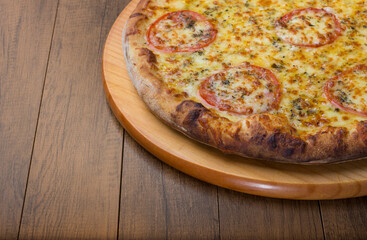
[200, 64, 280, 114]
[328, 66, 367, 113]
[152, 12, 214, 49]
[276, 8, 341, 47]
[141, 0, 367, 134]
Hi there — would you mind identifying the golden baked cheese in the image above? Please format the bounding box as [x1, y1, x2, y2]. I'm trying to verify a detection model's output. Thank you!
[140, 0, 367, 135]
[124, 0, 367, 163]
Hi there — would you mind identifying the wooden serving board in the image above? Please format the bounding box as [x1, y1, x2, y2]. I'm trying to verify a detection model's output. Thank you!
[102, 0, 367, 200]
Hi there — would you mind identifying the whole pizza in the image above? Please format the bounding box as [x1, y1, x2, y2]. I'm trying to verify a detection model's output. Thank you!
[123, 0, 367, 164]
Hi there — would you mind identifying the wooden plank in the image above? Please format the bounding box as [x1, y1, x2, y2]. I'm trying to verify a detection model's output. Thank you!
[18, 0, 124, 239]
[218, 189, 324, 239]
[118, 135, 167, 239]
[321, 197, 367, 239]
[0, 0, 58, 238]
[119, 134, 220, 239]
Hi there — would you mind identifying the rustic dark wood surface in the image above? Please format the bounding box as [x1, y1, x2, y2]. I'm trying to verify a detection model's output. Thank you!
[1, 0, 367, 239]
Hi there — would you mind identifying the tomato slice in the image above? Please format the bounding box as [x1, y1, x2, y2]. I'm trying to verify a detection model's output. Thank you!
[147, 10, 217, 53]
[199, 62, 282, 115]
[275, 8, 342, 48]
[324, 65, 367, 117]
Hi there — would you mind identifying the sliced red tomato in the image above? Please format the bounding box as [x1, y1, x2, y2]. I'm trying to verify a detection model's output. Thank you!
[275, 8, 342, 47]
[199, 62, 282, 115]
[147, 10, 217, 53]
[324, 65, 367, 117]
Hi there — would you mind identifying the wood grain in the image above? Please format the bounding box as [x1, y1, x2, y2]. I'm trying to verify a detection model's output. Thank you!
[321, 197, 367, 239]
[0, 1, 58, 238]
[218, 189, 324, 239]
[18, 0, 124, 239]
[119, 134, 219, 239]
[102, 0, 367, 200]
[1, 0, 367, 238]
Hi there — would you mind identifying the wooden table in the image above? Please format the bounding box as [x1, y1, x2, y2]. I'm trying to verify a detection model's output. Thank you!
[1, 0, 367, 239]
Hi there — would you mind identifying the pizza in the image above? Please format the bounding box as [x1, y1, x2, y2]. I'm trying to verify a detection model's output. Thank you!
[123, 0, 367, 164]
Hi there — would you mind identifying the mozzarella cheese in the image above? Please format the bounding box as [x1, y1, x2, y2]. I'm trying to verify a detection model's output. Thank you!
[328, 66, 367, 113]
[152, 14, 214, 49]
[199, 64, 280, 114]
[142, 0, 367, 134]
[275, 8, 341, 47]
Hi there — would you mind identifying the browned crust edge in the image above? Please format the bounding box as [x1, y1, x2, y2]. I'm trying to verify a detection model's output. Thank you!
[123, 1, 367, 164]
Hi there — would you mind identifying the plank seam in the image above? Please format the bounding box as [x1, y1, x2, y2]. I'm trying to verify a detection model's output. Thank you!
[117, 129, 125, 240]
[93, 0, 124, 239]
[97, 0, 109, 61]
[161, 163, 169, 239]
[17, 0, 60, 238]
[216, 187, 222, 240]
[318, 201, 326, 240]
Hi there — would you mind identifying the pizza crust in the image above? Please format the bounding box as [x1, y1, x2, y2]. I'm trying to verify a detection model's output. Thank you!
[123, 0, 367, 164]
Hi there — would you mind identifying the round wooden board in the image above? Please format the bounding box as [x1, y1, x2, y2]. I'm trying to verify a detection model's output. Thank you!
[102, 0, 367, 200]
